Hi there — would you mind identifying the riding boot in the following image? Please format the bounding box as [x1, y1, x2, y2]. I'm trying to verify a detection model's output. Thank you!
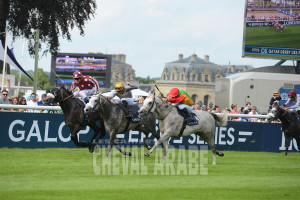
[122, 100, 133, 118]
[181, 108, 190, 117]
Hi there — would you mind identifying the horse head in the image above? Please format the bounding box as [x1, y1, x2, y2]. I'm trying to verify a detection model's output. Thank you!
[139, 94, 159, 117]
[84, 94, 103, 114]
[45, 85, 72, 104]
[267, 101, 284, 122]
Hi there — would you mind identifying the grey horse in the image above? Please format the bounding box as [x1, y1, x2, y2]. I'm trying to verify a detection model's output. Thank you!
[139, 95, 228, 165]
[84, 94, 160, 157]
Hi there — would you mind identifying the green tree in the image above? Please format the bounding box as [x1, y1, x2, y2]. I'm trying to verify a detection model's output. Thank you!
[10, 68, 52, 90]
[0, 0, 96, 56]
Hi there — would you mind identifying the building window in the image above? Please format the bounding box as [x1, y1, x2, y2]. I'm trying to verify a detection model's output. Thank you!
[204, 95, 209, 107]
[163, 74, 166, 80]
[181, 74, 184, 80]
[191, 94, 197, 103]
[205, 75, 208, 82]
[172, 73, 175, 80]
[192, 75, 195, 81]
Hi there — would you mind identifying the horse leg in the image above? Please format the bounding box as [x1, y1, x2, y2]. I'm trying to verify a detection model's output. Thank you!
[145, 132, 169, 157]
[136, 126, 152, 150]
[285, 134, 290, 156]
[88, 120, 106, 153]
[198, 131, 223, 165]
[106, 133, 116, 157]
[114, 138, 132, 156]
[87, 122, 100, 143]
[70, 126, 82, 147]
[163, 139, 169, 164]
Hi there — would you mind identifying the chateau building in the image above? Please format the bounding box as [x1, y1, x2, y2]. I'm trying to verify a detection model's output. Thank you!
[110, 54, 136, 86]
[154, 54, 252, 108]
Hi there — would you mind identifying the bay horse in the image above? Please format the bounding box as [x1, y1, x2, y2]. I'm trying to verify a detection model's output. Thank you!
[268, 102, 300, 155]
[84, 93, 160, 157]
[139, 95, 228, 165]
[45, 86, 105, 152]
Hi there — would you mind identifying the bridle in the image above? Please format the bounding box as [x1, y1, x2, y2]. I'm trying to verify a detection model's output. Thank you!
[143, 96, 168, 112]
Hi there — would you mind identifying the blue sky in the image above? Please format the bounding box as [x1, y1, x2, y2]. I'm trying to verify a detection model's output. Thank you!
[6, 0, 294, 78]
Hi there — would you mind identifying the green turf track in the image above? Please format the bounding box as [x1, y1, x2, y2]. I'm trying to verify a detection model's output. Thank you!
[0, 148, 299, 200]
[244, 25, 300, 60]
[245, 25, 300, 48]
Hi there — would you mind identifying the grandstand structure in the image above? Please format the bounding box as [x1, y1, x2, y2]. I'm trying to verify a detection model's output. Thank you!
[246, 0, 300, 21]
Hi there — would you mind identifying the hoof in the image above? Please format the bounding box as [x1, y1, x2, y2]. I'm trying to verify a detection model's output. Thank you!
[144, 152, 150, 157]
[127, 152, 132, 156]
[147, 146, 151, 150]
[219, 152, 224, 157]
[89, 144, 96, 153]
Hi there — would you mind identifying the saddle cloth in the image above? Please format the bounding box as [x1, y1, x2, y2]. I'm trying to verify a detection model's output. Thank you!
[118, 103, 141, 122]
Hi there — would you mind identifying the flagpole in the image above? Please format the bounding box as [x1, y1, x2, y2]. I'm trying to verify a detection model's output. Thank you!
[33, 29, 39, 93]
[16, 38, 26, 95]
[1, 33, 8, 91]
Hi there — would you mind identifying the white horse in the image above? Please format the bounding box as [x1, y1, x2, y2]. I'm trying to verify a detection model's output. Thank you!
[139, 95, 228, 165]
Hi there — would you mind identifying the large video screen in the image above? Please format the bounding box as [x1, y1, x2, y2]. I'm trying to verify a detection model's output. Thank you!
[243, 0, 300, 60]
[50, 53, 111, 88]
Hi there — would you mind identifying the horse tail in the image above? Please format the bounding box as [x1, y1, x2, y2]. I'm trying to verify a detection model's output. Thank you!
[210, 112, 228, 127]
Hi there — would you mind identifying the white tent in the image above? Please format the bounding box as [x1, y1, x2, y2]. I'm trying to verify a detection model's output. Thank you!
[102, 89, 150, 101]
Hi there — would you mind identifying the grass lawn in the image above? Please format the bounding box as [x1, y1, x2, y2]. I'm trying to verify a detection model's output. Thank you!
[245, 25, 300, 48]
[0, 148, 300, 200]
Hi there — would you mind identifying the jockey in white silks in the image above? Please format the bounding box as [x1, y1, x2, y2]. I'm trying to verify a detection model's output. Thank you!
[106, 81, 138, 118]
[71, 71, 99, 103]
[284, 90, 300, 115]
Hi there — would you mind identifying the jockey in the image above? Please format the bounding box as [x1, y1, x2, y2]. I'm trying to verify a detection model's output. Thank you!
[284, 90, 300, 115]
[167, 88, 194, 115]
[106, 81, 138, 118]
[71, 71, 99, 103]
[269, 91, 282, 110]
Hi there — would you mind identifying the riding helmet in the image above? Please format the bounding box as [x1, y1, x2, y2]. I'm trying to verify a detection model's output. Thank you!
[288, 90, 296, 97]
[115, 82, 124, 92]
[168, 88, 180, 97]
[73, 71, 82, 79]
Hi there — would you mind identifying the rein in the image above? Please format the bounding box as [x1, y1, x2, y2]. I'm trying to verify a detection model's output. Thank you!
[281, 109, 287, 117]
[143, 96, 171, 119]
[63, 94, 73, 101]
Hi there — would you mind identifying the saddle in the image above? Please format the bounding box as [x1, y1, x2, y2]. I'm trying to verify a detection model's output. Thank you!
[175, 106, 199, 137]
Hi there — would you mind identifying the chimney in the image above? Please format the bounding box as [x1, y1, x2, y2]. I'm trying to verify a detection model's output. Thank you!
[231, 65, 236, 73]
[204, 55, 209, 63]
[121, 54, 126, 63]
[178, 54, 183, 60]
[192, 54, 197, 62]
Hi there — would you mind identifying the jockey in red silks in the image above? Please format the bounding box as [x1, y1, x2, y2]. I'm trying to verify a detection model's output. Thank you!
[71, 71, 99, 103]
[167, 88, 194, 115]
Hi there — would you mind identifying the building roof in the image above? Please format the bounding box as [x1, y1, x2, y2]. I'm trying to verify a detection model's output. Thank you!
[161, 54, 252, 82]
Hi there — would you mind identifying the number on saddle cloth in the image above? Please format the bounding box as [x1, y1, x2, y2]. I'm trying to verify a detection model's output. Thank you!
[130, 104, 141, 122]
[120, 101, 141, 122]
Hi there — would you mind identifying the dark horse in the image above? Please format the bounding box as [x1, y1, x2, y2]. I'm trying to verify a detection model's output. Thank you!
[84, 94, 161, 157]
[268, 102, 300, 155]
[45, 86, 105, 152]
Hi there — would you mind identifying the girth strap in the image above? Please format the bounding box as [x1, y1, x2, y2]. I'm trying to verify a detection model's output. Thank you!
[178, 121, 187, 137]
